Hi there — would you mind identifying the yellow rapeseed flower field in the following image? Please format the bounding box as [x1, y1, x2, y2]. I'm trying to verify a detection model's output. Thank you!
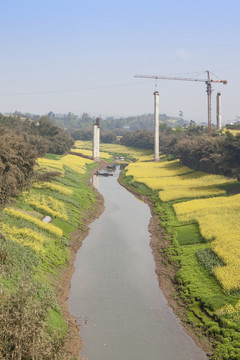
[99, 143, 153, 160]
[74, 140, 92, 150]
[174, 194, 240, 293]
[126, 160, 234, 201]
[5, 208, 63, 238]
[33, 182, 73, 196]
[74, 140, 154, 161]
[223, 129, 240, 136]
[70, 148, 112, 159]
[0, 223, 47, 253]
[37, 158, 64, 174]
[60, 154, 93, 173]
[24, 193, 69, 221]
[37, 154, 94, 176]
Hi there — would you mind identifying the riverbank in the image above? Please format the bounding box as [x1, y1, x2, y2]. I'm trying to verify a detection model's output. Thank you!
[0, 153, 110, 359]
[118, 171, 213, 357]
[121, 158, 240, 360]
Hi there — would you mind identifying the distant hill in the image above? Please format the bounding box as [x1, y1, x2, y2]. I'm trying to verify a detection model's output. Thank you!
[102, 113, 188, 131]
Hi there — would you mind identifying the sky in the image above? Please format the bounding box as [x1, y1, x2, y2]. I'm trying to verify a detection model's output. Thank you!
[1, 0, 240, 124]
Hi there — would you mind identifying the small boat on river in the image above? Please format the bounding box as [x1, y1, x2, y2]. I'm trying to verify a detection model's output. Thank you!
[95, 171, 113, 176]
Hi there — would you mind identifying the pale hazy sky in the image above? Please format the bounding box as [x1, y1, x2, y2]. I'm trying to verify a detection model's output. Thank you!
[1, 0, 240, 123]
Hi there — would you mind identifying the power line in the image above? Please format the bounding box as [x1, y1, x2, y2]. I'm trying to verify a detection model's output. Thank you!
[0, 81, 153, 96]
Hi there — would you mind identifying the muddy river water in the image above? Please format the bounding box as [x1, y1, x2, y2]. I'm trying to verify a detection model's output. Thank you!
[68, 166, 208, 360]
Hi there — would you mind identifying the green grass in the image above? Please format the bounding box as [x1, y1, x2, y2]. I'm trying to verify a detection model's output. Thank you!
[175, 224, 205, 245]
[177, 244, 223, 298]
[47, 308, 68, 336]
[44, 153, 65, 160]
[0, 154, 99, 358]
[52, 218, 75, 234]
[196, 248, 225, 274]
[120, 171, 153, 196]
[120, 157, 240, 360]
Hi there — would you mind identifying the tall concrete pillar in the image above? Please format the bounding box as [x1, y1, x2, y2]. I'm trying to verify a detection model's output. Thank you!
[216, 92, 222, 130]
[93, 124, 98, 160]
[93, 118, 100, 160]
[154, 91, 159, 161]
[96, 117, 100, 159]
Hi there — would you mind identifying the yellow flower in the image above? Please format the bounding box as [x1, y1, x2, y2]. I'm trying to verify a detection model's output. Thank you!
[0, 223, 47, 253]
[126, 160, 235, 201]
[5, 208, 63, 238]
[174, 194, 240, 293]
[24, 193, 68, 221]
[33, 182, 73, 196]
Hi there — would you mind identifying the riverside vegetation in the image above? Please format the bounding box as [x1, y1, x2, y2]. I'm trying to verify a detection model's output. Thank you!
[75, 139, 240, 359]
[1, 117, 239, 360]
[122, 155, 240, 360]
[0, 115, 108, 359]
[0, 152, 102, 359]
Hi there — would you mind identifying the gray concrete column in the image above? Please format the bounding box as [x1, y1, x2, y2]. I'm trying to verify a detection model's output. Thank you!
[154, 91, 159, 161]
[216, 92, 222, 130]
[96, 125, 100, 159]
[93, 124, 98, 160]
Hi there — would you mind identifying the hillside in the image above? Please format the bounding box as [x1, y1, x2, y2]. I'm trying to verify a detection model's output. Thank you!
[0, 152, 103, 359]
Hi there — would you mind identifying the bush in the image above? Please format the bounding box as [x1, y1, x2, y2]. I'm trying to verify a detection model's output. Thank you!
[0, 281, 65, 359]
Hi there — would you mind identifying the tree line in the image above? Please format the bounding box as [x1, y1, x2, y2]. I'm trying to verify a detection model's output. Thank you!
[0, 115, 74, 206]
[120, 125, 240, 180]
[7, 110, 187, 131]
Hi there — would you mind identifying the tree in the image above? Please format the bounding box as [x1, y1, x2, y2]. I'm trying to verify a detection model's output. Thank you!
[0, 129, 37, 206]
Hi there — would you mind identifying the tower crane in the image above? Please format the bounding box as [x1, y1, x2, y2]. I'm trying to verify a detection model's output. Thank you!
[134, 70, 227, 133]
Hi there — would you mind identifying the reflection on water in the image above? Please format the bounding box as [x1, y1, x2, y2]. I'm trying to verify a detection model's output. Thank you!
[68, 166, 208, 360]
[92, 174, 99, 190]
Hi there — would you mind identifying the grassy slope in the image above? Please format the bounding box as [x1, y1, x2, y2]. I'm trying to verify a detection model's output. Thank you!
[0, 153, 99, 359]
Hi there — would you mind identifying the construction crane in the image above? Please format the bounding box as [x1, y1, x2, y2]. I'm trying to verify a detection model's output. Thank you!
[134, 70, 227, 133]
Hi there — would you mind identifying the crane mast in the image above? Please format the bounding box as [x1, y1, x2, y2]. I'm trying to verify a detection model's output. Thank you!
[134, 70, 227, 133]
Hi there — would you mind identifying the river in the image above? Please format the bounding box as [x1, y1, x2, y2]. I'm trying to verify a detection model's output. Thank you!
[68, 166, 208, 360]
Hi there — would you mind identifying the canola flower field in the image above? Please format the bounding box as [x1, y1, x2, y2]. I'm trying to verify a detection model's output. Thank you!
[33, 181, 73, 195]
[174, 195, 240, 293]
[126, 159, 236, 201]
[2, 152, 97, 256]
[70, 147, 112, 160]
[74, 140, 154, 161]
[0, 151, 98, 357]
[223, 129, 240, 136]
[37, 153, 94, 175]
